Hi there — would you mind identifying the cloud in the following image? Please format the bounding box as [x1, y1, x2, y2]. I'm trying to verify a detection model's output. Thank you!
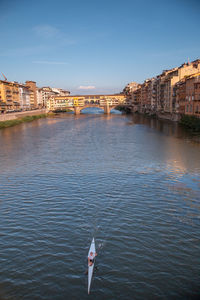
[78, 86, 96, 90]
[33, 24, 76, 45]
[32, 60, 69, 65]
[0, 45, 47, 57]
[33, 25, 60, 39]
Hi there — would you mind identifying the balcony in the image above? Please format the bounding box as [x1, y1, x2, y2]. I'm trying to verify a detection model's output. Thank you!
[194, 76, 200, 82]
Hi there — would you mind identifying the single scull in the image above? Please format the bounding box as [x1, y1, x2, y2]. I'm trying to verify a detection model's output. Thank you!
[88, 238, 96, 294]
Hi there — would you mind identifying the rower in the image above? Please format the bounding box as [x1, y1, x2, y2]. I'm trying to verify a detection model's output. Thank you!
[88, 251, 97, 266]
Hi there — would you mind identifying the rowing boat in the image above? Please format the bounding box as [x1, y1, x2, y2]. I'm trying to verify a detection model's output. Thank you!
[88, 238, 96, 294]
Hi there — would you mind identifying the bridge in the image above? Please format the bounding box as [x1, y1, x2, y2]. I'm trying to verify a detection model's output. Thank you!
[47, 94, 127, 115]
[69, 103, 118, 115]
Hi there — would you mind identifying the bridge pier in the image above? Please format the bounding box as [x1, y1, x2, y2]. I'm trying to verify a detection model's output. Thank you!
[104, 104, 110, 114]
[74, 106, 81, 115]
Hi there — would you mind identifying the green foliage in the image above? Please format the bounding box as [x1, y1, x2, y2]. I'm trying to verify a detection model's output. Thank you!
[0, 119, 22, 128]
[115, 105, 132, 113]
[179, 115, 200, 133]
[0, 114, 48, 129]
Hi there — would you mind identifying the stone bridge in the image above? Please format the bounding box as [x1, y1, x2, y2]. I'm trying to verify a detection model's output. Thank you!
[47, 94, 127, 114]
[72, 103, 118, 115]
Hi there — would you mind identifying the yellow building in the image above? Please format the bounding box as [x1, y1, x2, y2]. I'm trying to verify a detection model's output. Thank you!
[72, 97, 85, 106]
[26, 81, 37, 108]
[0, 80, 20, 112]
[159, 60, 200, 113]
[46, 97, 55, 111]
[46, 94, 126, 111]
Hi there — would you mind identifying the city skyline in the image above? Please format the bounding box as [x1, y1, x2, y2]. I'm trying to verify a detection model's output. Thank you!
[0, 0, 200, 95]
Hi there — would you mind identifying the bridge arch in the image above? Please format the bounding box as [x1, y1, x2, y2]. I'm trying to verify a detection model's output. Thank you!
[80, 106, 104, 113]
[73, 104, 119, 115]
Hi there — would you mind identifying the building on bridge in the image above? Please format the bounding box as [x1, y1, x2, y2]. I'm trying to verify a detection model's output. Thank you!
[46, 94, 127, 114]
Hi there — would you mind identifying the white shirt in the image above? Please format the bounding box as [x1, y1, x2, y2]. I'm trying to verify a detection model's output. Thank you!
[88, 253, 95, 260]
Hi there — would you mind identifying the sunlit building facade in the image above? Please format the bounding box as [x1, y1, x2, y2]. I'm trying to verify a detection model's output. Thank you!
[46, 94, 126, 111]
[128, 59, 200, 118]
[0, 80, 20, 112]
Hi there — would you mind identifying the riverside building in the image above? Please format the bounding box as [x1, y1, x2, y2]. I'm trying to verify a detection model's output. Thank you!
[38, 87, 70, 108]
[0, 75, 71, 113]
[128, 59, 200, 119]
[19, 84, 31, 110]
[185, 73, 200, 116]
[26, 81, 38, 108]
[0, 80, 20, 112]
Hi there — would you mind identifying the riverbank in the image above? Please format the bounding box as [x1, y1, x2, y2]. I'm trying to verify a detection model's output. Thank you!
[179, 115, 200, 134]
[115, 105, 132, 114]
[119, 106, 200, 135]
[0, 113, 51, 129]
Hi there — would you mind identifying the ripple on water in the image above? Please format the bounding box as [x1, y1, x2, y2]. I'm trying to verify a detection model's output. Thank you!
[0, 114, 200, 299]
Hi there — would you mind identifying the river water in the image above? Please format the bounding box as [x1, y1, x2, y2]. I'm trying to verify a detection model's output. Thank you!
[0, 109, 200, 300]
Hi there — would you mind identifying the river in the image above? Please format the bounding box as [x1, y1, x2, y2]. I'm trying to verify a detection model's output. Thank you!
[0, 109, 200, 300]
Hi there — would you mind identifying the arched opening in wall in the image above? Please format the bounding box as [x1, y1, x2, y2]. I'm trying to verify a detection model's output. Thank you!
[81, 107, 104, 114]
[110, 108, 122, 114]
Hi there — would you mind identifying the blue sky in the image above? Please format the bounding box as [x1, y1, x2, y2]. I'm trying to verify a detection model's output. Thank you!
[0, 0, 200, 95]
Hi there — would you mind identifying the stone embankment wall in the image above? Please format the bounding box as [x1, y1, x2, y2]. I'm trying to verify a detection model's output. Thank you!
[129, 105, 181, 122]
[156, 112, 181, 122]
[0, 109, 48, 122]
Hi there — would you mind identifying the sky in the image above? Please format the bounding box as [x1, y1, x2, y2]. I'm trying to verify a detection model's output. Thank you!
[0, 0, 200, 95]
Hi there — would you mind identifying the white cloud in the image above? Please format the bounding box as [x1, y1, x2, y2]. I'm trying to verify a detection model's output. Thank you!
[78, 86, 96, 90]
[33, 25, 59, 39]
[33, 25, 76, 45]
[32, 60, 68, 65]
[0, 45, 47, 57]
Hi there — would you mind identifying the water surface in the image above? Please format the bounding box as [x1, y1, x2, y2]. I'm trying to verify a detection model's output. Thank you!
[0, 111, 200, 299]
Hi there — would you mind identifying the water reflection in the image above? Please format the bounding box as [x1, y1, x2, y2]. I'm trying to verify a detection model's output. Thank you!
[0, 112, 200, 300]
[126, 114, 200, 175]
[128, 114, 200, 142]
[81, 107, 121, 114]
